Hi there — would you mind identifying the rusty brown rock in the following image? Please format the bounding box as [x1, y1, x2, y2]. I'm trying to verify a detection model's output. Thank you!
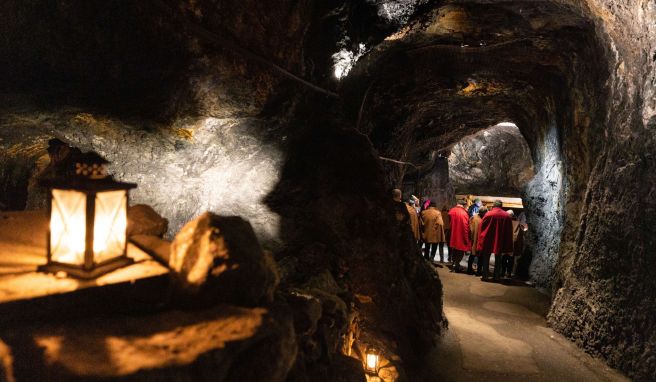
[169, 212, 279, 307]
[127, 204, 169, 238]
[0, 340, 13, 382]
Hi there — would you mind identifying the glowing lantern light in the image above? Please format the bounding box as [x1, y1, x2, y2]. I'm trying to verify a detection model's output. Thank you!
[364, 347, 380, 376]
[39, 152, 136, 279]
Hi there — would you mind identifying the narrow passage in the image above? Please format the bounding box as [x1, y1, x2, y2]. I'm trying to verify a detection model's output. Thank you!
[416, 268, 628, 382]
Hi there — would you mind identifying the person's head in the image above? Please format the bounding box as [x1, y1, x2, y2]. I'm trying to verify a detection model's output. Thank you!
[457, 199, 467, 206]
[479, 207, 488, 217]
[494, 200, 503, 208]
[507, 209, 515, 218]
[392, 189, 402, 202]
[429, 200, 437, 208]
[474, 198, 482, 207]
[407, 198, 416, 206]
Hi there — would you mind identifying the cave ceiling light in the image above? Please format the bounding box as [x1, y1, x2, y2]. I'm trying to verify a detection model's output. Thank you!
[333, 43, 367, 80]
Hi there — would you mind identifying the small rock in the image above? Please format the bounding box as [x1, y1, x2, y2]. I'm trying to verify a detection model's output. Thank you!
[169, 212, 279, 307]
[287, 290, 323, 337]
[0, 340, 14, 382]
[127, 204, 169, 238]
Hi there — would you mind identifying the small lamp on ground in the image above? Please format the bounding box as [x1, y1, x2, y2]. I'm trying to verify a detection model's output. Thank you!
[364, 346, 381, 376]
[39, 151, 137, 279]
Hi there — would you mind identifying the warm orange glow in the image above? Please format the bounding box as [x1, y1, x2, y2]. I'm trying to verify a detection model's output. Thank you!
[50, 189, 86, 265]
[93, 190, 127, 263]
[366, 353, 379, 372]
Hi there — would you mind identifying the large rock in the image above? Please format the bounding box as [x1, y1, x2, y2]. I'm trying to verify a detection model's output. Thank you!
[169, 212, 279, 307]
[127, 204, 169, 238]
[2, 305, 296, 382]
[448, 123, 534, 196]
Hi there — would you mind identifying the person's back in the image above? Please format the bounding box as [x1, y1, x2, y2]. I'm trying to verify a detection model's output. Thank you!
[477, 201, 514, 281]
[447, 201, 471, 272]
[420, 203, 445, 263]
[470, 214, 482, 255]
[477, 206, 514, 254]
[406, 201, 420, 241]
[467, 207, 487, 274]
[421, 207, 444, 243]
[391, 189, 409, 224]
[448, 203, 471, 251]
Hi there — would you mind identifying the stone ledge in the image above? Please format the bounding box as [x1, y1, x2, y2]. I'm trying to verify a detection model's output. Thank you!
[2, 305, 296, 381]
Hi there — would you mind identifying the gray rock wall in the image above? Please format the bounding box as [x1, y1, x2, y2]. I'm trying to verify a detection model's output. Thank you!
[524, 121, 565, 288]
[448, 123, 534, 196]
[0, 110, 283, 249]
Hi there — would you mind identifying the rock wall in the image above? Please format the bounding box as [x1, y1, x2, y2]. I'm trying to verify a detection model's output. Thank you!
[0, 109, 283, 249]
[546, 2, 656, 380]
[524, 121, 565, 288]
[448, 123, 534, 196]
[416, 156, 456, 209]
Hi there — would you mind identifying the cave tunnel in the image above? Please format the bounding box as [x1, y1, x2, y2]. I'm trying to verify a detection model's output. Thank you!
[0, 1, 654, 381]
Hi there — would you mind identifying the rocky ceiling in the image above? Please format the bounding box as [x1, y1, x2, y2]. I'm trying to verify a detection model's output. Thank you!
[342, 1, 604, 169]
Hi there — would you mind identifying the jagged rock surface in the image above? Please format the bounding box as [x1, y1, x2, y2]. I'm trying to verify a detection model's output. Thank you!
[169, 212, 279, 307]
[448, 123, 534, 196]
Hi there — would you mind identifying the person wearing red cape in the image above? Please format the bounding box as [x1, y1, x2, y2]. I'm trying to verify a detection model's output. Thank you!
[477, 200, 514, 281]
[448, 199, 471, 272]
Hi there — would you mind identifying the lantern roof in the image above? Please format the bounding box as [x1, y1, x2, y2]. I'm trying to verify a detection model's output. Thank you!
[40, 177, 136, 191]
[39, 149, 136, 191]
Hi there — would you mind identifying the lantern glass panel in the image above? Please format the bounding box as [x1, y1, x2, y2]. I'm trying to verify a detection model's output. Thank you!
[93, 190, 128, 263]
[50, 189, 87, 265]
[366, 353, 379, 373]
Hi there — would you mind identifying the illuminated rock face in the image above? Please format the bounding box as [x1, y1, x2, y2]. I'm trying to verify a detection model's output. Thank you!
[0, 112, 283, 249]
[448, 123, 534, 197]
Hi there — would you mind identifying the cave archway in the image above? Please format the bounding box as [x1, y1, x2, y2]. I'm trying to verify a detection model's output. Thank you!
[332, 1, 655, 378]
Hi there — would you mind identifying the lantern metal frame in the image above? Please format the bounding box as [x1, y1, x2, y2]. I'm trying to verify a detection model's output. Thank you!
[38, 176, 137, 279]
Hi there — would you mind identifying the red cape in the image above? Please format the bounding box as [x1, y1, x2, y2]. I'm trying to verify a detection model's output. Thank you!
[448, 205, 471, 251]
[476, 207, 514, 254]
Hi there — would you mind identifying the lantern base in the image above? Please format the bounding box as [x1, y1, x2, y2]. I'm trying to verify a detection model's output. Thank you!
[38, 257, 135, 279]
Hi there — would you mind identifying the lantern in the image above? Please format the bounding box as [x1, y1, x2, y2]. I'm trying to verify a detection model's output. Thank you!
[364, 347, 380, 376]
[38, 152, 136, 279]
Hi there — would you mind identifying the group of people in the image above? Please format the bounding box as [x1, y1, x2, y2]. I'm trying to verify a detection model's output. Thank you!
[392, 189, 527, 282]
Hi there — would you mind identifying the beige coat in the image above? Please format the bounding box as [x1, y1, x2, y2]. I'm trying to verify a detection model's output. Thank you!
[470, 214, 482, 256]
[421, 207, 445, 243]
[406, 204, 420, 241]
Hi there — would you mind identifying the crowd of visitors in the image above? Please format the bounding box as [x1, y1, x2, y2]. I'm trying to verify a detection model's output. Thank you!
[393, 190, 528, 282]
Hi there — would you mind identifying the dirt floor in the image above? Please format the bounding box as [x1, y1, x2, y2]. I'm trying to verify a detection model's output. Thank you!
[414, 265, 629, 382]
